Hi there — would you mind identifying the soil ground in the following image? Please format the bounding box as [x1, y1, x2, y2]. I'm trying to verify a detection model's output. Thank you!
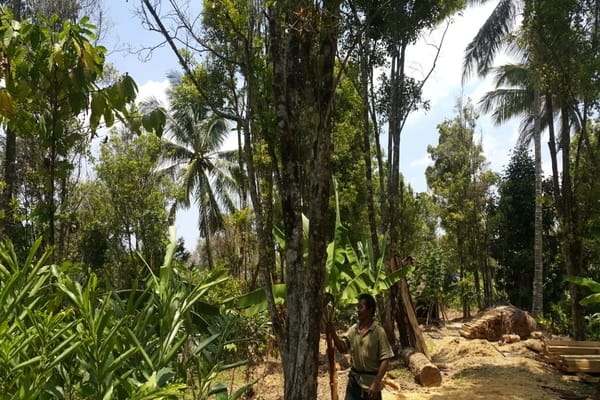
[231, 315, 599, 400]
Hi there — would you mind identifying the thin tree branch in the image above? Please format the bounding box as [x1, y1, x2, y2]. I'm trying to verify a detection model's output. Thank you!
[140, 0, 240, 123]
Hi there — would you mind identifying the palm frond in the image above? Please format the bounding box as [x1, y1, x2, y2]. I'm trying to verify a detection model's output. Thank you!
[138, 96, 165, 112]
[479, 88, 532, 124]
[518, 114, 535, 145]
[463, 0, 520, 80]
[518, 95, 556, 146]
[493, 63, 533, 89]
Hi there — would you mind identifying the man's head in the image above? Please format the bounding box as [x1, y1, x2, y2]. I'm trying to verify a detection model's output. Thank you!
[358, 293, 376, 318]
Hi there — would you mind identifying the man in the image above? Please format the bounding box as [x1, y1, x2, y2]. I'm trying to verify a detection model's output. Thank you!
[329, 293, 394, 400]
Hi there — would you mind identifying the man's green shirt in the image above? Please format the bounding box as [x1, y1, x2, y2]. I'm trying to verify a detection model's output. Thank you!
[340, 321, 394, 389]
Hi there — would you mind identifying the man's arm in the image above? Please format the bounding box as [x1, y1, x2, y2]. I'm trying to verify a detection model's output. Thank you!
[328, 324, 349, 353]
[368, 358, 390, 399]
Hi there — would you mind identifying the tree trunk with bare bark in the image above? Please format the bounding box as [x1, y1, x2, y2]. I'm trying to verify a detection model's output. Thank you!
[268, 1, 340, 399]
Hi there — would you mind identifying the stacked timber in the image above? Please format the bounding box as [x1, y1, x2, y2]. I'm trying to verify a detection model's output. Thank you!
[459, 305, 537, 341]
[543, 340, 600, 373]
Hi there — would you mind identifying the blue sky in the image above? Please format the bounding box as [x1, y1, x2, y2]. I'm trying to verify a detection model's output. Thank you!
[103, 1, 527, 251]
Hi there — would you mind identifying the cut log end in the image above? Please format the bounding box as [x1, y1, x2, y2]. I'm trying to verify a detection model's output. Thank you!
[419, 364, 442, 387]
[401, 347, 442, 387]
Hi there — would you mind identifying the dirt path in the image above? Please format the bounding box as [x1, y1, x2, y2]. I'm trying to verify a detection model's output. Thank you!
[242, 321, 597, 400]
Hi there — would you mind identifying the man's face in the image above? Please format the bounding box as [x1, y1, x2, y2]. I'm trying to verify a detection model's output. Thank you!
[357, 300, 370, 320]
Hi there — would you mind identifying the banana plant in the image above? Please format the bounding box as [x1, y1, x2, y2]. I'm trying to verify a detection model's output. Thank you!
[566, 276, 600, 306]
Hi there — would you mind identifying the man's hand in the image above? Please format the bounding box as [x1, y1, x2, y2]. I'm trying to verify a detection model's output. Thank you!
[367, 381, 379, 399]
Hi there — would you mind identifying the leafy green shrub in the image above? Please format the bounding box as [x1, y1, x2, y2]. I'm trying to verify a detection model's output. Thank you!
[0, 228, 255, 399]
[409, 246, 454, 322]
[545, 300, 572, 335]
[586, 313, 600, 340]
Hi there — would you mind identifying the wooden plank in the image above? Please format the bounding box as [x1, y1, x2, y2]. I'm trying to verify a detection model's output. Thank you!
[561, 365, 600, 373]
[560, 359, 600, 373]
[544, 340, 600, 347]
[561, 355, 600, 359]
[545, 346, 600, 355]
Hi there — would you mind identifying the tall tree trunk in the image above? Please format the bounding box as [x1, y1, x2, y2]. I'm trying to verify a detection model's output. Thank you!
[532, 87, 544, 317]
[201, 212, 214, 270]
[359, 35, 380, 265]
[385, 39, 410, 352]
[1, 35, 21, 242]
[558, 107, 585, 339]
[0, 127, 17, 241]
[268, 2, 338, 398]
[483, 256, 493, 307]
[545, 95, 560, 206]
[548, 103, 585, 339]
[473, 267, 482, 310]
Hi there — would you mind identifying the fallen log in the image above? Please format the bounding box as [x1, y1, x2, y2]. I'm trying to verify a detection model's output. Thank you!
[401, 347, 442, 387]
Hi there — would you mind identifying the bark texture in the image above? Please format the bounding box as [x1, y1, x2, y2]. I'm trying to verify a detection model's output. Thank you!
[268, 1, 340, 399]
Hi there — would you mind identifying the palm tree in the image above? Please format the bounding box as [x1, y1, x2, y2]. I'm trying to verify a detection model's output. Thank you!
[479, 61, 546, 315]
[463, 0, 549, 317]
[466, 0, 596, 341]
[162, 99, 237, 269]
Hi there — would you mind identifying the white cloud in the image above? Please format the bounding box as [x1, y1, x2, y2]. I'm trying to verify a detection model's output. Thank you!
[410, 154, 432, 168]
[407, 2, 502, 109]
[400, 1, 528, 192]
[137, 79, 171, 108]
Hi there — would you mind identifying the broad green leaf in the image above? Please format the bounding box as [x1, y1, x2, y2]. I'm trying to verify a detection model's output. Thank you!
[225, 283, 287, 315]
[581, 293, 600, 306]
[104, 107, 115, 127]
[102, 384, 113, 400]
[121, 73, 138, 102]
[0, 88, 14, 116]
[566, 275, 600, 293]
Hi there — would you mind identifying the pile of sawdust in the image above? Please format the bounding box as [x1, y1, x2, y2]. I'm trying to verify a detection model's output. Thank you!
[379, 326, 595, 400]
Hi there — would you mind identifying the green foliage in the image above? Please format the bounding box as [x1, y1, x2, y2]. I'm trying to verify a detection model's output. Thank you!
[230, 181, 410, 320]
[0, 238, 74, 398]
[544, 301, 572, 336]
[331, 66, 369, 239]
[586, 313, 600, 340]
[566, 275, 600, 339]
[566, 276, 600, 306]
[0, 229, 256, 399]
[95, 132, 174, 272]
[0, 11, 168, 258]
[409, 245, 453, 319]
[426, 100, 495, 311]
[491, 145, 536, 309]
